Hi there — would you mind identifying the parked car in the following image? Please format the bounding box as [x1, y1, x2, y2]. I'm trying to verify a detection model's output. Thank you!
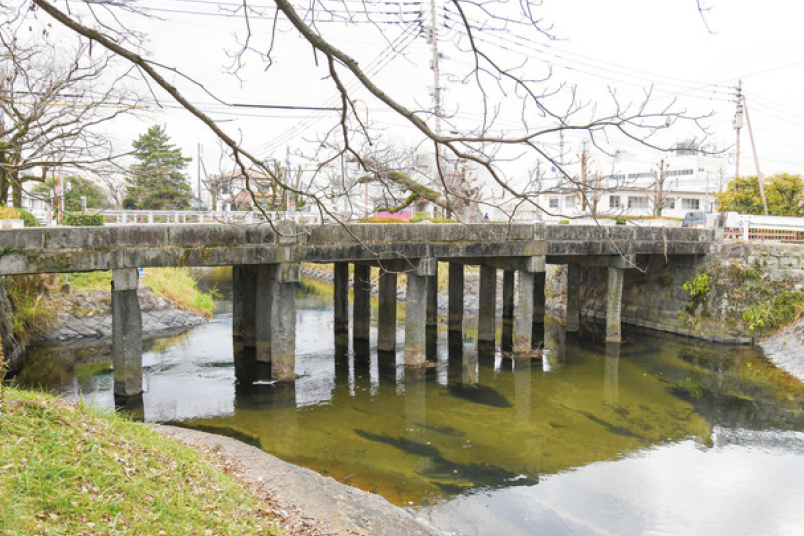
[682, 210, 707, 228]
[29, 209, 50, 226]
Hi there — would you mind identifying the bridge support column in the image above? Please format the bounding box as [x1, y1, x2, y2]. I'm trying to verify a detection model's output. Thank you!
[478, 266, 497, 343]
[270, 263, 300, 381]
[405, 258, 435, 366]
[378, 268, 398, 352]
[448, 262, 464, 332]
[606, 256, 630, 343]
[233, 265, 261, 384]
[353, 264, 371, 341]
[233, 265, 257, 348]
[566, 264, 580, 332]
[514, 270, 535, 354]
[426, 264, 438, 327]
[112, 268, 142, 399]
[333, 262, 349, 333]
[502, 270, 515, 350]
[533, 271, 546, 325]
[255, 265, 273, 365]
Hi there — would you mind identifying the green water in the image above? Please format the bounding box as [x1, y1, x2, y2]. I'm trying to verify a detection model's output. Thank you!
[16, 276, 804, 535]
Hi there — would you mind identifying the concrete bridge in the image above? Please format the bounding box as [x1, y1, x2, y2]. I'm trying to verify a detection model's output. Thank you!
[0, 222, 713, 401]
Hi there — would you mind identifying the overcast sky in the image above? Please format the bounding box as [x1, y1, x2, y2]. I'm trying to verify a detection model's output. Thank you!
[34, 0, 804, 184]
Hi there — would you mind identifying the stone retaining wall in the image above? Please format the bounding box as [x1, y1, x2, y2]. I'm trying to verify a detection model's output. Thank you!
[37, 288, 205, 346]
[547, 242, 804, 344]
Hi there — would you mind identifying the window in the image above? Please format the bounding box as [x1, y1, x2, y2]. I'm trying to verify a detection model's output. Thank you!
[665, 198, 676, 210]
[549, 196, 560, 209]
[628, 196, 648, 209]
[565, 195, 576, 209]
[609, 195, 621, 209]
[682, 198, 700, 210]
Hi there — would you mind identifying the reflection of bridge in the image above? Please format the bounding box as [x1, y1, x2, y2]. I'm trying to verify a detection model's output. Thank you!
[0, 222, 712, 401]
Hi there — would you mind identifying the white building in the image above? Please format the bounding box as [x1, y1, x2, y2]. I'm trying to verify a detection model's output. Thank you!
[508, 141, 729, 222]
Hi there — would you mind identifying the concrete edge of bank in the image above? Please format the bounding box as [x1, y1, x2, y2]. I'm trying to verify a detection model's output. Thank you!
[153, 424, 444, 536]
[758, 319, 804, 384]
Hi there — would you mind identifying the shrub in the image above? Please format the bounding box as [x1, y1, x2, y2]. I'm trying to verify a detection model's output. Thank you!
[0, 207, 39, 227]
[63, 211, 105, 226]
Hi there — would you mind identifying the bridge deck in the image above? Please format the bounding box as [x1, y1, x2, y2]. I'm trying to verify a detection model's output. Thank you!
[0, 223, 713, 276]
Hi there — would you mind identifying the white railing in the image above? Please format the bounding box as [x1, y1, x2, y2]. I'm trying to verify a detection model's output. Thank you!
[724, 214, 804, 242]
[101, 210, 323, 225]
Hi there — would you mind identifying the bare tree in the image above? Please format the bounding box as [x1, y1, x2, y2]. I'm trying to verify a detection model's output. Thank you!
[0, 14, 140, 207]
[25, 0, 708, 228]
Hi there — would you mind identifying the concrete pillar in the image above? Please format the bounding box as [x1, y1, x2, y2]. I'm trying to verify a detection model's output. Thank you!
[606, 261, 626, 343]
[377, 269, 397, 352]
[533, 271, 546, 324]
[426, 264, 438, 327]
[404, 271, 427, 366]
[233, 265, 256, 348]
[233, 266, 263, 385]
[566, 264, 581, 332]
[112, 268, 142, 398]
[478, 265, 497, 343]
[270, 263, 299, 381]
[403, 258, 434, 366]
[501, 270, 515, 350]
[353, 264, 371, 341]
[448, 262, 464, 332]
[333, 262, 349, 333]
[254, 265, 273, 364]
[514, 270, 535, 354]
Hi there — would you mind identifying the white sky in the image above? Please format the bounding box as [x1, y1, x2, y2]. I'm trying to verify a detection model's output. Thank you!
[31, 0, 804, 185]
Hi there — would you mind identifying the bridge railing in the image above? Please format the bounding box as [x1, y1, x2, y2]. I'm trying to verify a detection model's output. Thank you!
[101, 210, 323, 225]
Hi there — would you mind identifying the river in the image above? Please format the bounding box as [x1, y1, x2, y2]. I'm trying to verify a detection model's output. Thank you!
[16, 268, 804, 536]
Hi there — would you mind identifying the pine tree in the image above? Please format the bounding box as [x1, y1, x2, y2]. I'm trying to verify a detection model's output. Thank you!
[125, 125, 193, 210]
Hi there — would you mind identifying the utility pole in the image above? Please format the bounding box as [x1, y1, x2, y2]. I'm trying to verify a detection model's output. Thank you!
[743, 94, 768, 216]
[428, 0, 441, 137]
[734, 80, 743, 180]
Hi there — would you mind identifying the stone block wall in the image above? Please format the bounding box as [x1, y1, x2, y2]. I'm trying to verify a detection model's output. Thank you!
[546, 242, 804, 344]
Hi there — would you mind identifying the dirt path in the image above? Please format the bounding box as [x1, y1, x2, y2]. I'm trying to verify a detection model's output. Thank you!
[154, 425, 443, 536]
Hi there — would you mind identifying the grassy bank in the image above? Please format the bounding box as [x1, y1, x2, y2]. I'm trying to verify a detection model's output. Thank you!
[64, 268, 214, 317]
[0, 387, 284, 536]
[4, 268, 214, 345]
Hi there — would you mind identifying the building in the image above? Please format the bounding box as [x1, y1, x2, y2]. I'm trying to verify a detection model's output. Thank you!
[509, 141, 729, 222]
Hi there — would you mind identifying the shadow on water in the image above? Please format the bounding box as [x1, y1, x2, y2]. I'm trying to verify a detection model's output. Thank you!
[446, 383, 512, 408]
[355, 429, 441, 457]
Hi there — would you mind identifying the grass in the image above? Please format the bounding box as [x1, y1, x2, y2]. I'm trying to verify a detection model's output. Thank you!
[4, 277, 59, 341]
[138, 268, 214, 317]
[64, 268, 214, 317]
[0, 387, 284, 536]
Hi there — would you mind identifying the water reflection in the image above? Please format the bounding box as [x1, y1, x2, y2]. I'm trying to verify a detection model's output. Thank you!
[15, 273, 804, 536]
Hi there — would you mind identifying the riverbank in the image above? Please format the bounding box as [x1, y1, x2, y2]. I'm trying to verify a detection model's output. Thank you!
[1, 268, 212, 374]
[0, 387, 441, 536]
[0, 388, 288, 535]
[155, 425, 442, 536]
